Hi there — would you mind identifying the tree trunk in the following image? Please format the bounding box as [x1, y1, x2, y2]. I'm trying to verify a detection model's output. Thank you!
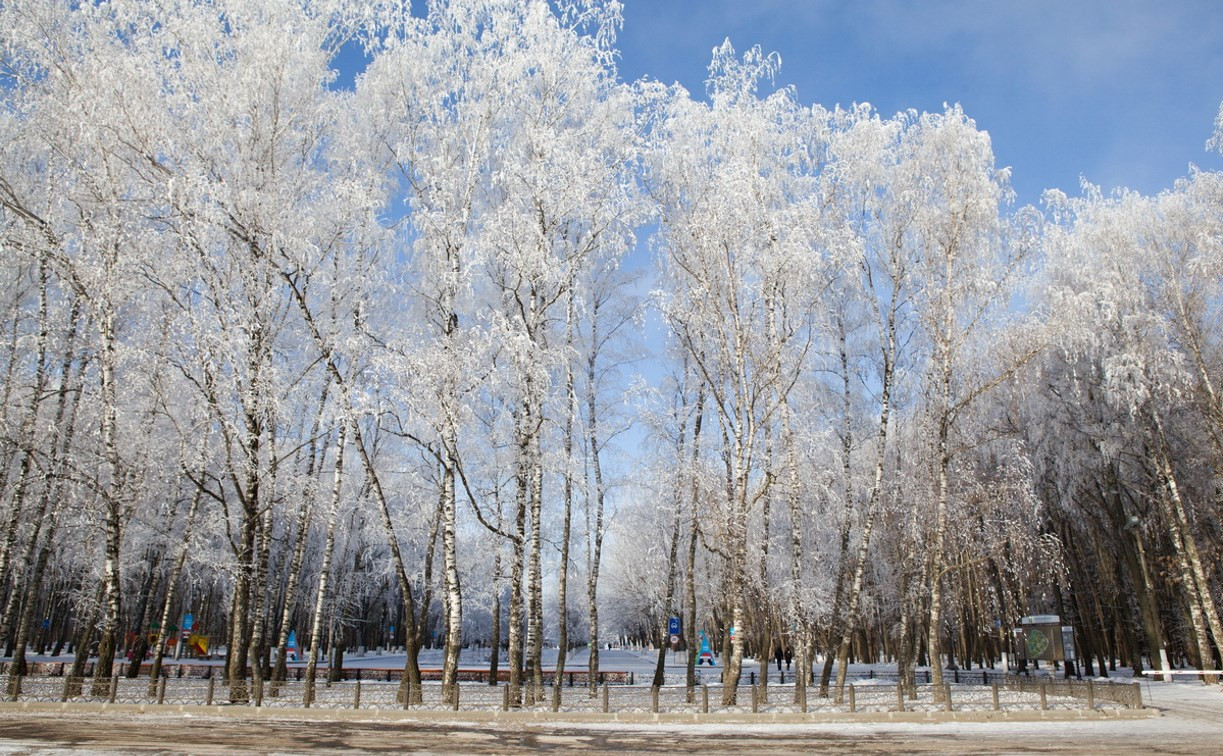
[148, 480, 205, 692]
[93, 304, 124, 694]
[585, 331, 607, 697]
[273, 378, 331, 683]
[1152, 427, 1221, 683]
[553, 294, 577, 708]
[305, 424, 347, 700]
[441, 430, 463, 706]
[685, 383, 706, 701]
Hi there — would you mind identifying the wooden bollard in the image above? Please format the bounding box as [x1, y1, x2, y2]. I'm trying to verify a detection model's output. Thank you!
[353, 680, 362, 710]
[602, 684, 609, 713]
[1086, 680, 1094, 710]
[157, 676, 167, 705]
[702, 684, 709, 714]
[1039, 683, 1048, 710]
[992, 682, 1000, 711]
[896, 685, 904, 712]
[848, 685, 856, 713]
[651, 686, 659, 713]
[943, 683, 953, 712]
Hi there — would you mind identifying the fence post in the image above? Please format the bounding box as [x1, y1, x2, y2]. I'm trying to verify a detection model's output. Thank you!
[751, 683, 758, 713]
[848, 685, 856, 713]
[800, 678, 807, 714]
[602, 683, 609, 714]
[353, 680, 361, 710]
[502, 685, 510, 712]
[304, 678, 313, 708]
[1085, 680, 1094, 711]
[8, 676, 19, 702]
[157, 676, 167, 705]
[982, 671, 987, 685]
[702, 684, 709, 714]
[254, 677, 263, 707]
[206, 677, 215, 706]
[1039, 683, 1048, 710]
[991, 682, 1000, 711]
[108, 676, 118, 704]
[61, 676, 72, 703]
[896, 685, 904, 712]
[943, 683, 953, 712]
[651, 685, 659, 713]
[452, 683, 460, 712]
[1132, 682, 1143, 709]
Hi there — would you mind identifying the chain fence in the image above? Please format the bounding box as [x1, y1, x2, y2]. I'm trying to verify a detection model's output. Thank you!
[0, 672, 1142, 714]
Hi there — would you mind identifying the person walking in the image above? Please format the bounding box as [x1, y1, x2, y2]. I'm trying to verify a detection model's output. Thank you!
[774, 645, 784, 672]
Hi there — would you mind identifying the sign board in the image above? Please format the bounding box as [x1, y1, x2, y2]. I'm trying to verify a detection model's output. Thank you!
[1061, 626, 1076, 661]
[667, 617, 683, 651]
[1020, 614, 1060, 625]
[1014, 619, 1074, 662]
[287, 629, 299, 661]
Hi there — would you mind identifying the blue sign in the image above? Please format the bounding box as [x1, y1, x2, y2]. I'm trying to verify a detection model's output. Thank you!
[668, 617, 681, 636]
[183, 613, 194, 632]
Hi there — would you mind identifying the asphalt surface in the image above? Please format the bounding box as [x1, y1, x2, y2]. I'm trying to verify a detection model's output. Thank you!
[0, 708, 1218, 754]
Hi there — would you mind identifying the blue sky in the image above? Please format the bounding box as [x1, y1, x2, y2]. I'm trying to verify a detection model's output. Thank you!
[614, 0, 1223, 208]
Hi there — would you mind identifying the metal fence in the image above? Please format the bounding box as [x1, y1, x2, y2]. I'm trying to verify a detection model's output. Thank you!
[0, 673, 1142, 714]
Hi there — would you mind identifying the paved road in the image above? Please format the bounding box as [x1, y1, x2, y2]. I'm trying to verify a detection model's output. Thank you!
[0, 701, 1218, 755]
[2, 655, 1219, 754]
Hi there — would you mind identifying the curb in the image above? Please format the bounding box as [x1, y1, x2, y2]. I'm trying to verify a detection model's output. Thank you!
[0, 701, 1159, 725]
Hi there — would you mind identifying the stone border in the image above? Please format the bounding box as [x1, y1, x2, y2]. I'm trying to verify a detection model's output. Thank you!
[0, 701, 1159, 725]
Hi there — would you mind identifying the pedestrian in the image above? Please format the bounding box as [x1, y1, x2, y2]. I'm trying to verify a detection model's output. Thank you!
[774, 645, 783, 672]
[785, 647, 793, 671]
